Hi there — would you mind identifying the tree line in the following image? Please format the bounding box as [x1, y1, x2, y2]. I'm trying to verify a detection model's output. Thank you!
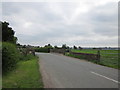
[34, 44, 83, 53]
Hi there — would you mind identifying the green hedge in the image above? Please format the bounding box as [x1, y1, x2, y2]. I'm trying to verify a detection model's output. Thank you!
[35, 47, 50, 53]
[2, 42, 20, 74]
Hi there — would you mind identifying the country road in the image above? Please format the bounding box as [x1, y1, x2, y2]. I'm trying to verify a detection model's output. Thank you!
[36, 52, 119, 88]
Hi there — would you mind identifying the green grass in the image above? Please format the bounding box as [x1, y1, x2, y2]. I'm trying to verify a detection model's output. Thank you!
[71, 49, 118, 54]
[67, 49, 119, 69]
[0, 77, 1, 89]
[2, 56, 44, 88]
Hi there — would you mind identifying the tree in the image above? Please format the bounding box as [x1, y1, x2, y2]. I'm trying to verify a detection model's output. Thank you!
[2, 42, 20, 73]
[17, 43, 21, 46]
[54, 45, 58, 49]
[44, 44, 53, 49]
[37, 46, 40, 48]
[78, 46, 82, 50]
[62, 44, 67, 49]
[48, 44, 51, 47]
[66, 46, 70, 49]
[2, 21, 17, 44]
[22, 45, 26, 48]
[44, 44, 53, 53]
[73, 45, 77, 49]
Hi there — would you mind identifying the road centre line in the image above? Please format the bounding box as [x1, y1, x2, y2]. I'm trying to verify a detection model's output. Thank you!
[91, 71, 120, 84]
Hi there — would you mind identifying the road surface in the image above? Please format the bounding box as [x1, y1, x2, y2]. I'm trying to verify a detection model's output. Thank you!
[36, 52, 119, 88]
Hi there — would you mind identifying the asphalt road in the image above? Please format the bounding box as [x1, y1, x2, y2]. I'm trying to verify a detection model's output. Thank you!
[36, 52, 119, 88]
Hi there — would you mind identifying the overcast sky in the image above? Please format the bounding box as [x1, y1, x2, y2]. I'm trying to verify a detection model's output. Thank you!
[2, 0, 119, 47]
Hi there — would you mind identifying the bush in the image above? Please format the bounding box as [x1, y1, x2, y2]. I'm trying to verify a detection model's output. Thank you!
[2, 42, 20, 74]
[20, 53, 36, 61]
[35, 47, 49, 53]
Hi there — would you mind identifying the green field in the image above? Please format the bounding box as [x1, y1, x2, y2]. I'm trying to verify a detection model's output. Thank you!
[68, 49, 119, 69]
[71, 49, 118, 54]
[2, 57, 43, 88]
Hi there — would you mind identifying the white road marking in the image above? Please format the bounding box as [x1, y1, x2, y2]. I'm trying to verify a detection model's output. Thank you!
[91, 71, 120, 84]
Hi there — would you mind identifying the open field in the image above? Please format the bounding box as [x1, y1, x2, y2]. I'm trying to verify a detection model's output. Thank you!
[67, 49, 119, 69]
[2, 57, 43, 88]
[71, 49, 118, 54]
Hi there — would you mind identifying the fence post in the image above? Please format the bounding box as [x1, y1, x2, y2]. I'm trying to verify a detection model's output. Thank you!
[97, 50, 100, 62]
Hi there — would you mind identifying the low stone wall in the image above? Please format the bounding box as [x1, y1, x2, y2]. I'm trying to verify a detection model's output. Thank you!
[18, 47, 35, 56]
[70, 51, 100, 62]
[50, 49, 65, 54]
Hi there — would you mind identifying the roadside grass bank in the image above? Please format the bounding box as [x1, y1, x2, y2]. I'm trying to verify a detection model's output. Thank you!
[2, 56, 44, 88]
[66, 49, 119, 69]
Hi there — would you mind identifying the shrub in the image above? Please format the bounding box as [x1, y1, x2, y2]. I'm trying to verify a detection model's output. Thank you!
[2, 42, 20, 74]
[35, 47, 49, 53]
[20, 53, 36, 61]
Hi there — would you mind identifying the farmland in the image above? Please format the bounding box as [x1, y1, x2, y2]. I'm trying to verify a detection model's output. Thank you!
[67, 49, 119, 69]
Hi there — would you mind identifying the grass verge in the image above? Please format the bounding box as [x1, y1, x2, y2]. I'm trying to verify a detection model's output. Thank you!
[2, 56, 43, 88]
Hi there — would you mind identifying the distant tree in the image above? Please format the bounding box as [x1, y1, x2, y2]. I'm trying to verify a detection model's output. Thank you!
[37, 46, 40, 48]
[54, 45, 58, 49]
[78, 46, 82, 50]
[105, 47, 108, 49]
[45, 44, 53, 49]
[2, 21, 17, 44]
[16, 43, 22, 48]
[44, 45, 47, 47]
[44, 44, 53, 53]
[73, 45, 77, 49]
[48, 44, 51, 47]
[17, 43, 21, 46]
[62, 44, 67, 49]
[66, 46, 70, 49]
[92, 48, 96, 49]
[22, 45, 26, 48]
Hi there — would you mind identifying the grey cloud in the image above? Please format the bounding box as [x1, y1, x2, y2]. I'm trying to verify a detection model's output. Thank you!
[2, 2, 21, 16]
[85, 2, 118, 37]
[93, 24, 117, 36]
[2, 2, 118, 47]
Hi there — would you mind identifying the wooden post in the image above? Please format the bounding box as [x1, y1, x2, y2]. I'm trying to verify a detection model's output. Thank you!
[97, 50, 100, 62]
[32, 50, 35, 56]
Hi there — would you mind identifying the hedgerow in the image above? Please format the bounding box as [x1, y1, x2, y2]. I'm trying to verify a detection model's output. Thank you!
[2, 42, 20, 74]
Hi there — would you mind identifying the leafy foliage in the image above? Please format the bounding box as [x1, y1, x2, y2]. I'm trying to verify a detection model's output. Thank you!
[1, 21, 20, 74]
[73, 45, 77, 49]
[35, 44, 53, 53]
[62, 44, 67, 49]
[2, 42, 20, 74]
[35, 47, 50, 53]
[2, 21, 17, 44]
[54, 45, 58, 49]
